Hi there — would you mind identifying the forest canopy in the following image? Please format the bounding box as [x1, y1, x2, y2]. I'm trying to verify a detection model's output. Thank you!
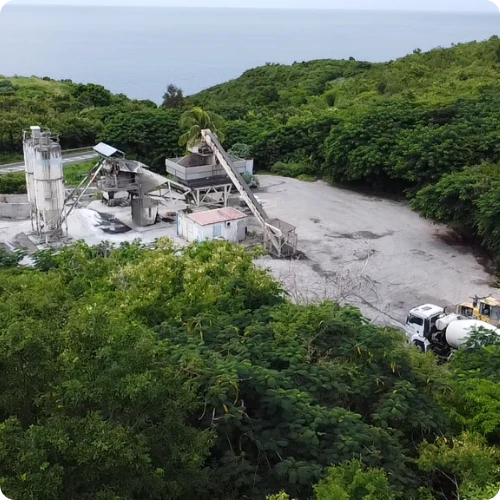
[0, 240, 499, 499]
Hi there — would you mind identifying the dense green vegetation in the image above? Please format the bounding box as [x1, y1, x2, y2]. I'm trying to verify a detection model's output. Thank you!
[0, 240, 499, 499]
[189, 36, 500, 264]
[62, 160, 96, 186]
[0, 173, 26, 195]
[0, 77, 183, 170]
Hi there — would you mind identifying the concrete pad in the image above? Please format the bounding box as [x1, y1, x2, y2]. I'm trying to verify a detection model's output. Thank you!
[256, 176, 497, 328]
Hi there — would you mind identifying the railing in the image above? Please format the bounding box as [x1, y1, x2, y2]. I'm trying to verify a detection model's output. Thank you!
[62, 146, 95, 156]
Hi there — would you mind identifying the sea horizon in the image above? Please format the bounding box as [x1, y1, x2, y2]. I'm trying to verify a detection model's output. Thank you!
[1, 4, 498, 101]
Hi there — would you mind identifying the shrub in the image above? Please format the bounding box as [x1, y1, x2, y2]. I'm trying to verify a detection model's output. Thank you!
[241, 172, 259, 188]
[0, 173, 26, 194]
[270, 161, 313, 178]
[229, 142, 252, 158]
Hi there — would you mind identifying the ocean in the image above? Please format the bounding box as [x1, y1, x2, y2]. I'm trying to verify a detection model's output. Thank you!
[0, 4, 498, 102]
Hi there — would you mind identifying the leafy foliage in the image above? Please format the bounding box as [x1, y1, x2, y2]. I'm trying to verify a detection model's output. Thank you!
[314, 461, 395, 500]
[271, 161, 314, 179]
[228, 142, 252, 158]
[0, 76, 182, 172]
[0, 173, 26, 194]
[178, 106, 225, 148]
[162, 84, 185, 109]
[0, 240, 466, 500]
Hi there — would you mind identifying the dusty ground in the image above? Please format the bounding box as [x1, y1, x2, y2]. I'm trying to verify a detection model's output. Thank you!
[255, 176, 497, 328]
[0, 175, 496, 329]
[0, 199, 186, 252]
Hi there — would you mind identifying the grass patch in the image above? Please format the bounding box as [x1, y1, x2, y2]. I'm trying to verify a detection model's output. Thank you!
[297, 174, 317, 183]
[7, 76, 68, 95]
[0, 154, 23, 165]
[64, 160, 95, 186]
[0, 173, 26, 194]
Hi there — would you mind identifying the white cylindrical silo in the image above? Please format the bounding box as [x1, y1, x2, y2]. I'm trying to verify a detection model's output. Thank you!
[23, 126, 41, 209]
[33, 139, 65, 232]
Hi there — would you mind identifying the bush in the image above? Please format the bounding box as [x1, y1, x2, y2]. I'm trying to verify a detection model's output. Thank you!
[241, 172, 259, 188]
[0, 173, 26, 194]
[270, 161, 313, 178]
[229, 142, 252, 158]
[297, 174, 317, 183]
[0, 79, 16, 94]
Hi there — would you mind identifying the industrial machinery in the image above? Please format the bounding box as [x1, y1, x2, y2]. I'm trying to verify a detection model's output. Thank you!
[199, 130, 298, 258]
[23, 126, 66, 242]
[166, 138, 251, 208]
[405, 303, 499, 357]
[456, 296, 500, 327]
[65, 142, 168, 227]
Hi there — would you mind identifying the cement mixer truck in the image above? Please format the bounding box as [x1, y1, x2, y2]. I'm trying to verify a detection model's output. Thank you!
[405, 304, 499, 357]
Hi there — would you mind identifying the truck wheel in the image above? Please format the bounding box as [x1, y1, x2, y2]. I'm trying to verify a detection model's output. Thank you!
[412, 341, 425, 353]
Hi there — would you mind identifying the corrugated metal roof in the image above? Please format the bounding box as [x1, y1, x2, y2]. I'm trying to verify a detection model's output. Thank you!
[188, 207, 248, 226]
[94, 142, 124, 158]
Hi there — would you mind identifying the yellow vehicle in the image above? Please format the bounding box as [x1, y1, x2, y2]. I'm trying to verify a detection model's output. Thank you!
[456, 296, 500, 327]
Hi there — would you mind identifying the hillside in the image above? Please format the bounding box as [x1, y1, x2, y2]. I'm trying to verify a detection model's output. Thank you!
[0, 76, 182, 169]
[189, 36, 500, 265]
[191, 38, 500, 116]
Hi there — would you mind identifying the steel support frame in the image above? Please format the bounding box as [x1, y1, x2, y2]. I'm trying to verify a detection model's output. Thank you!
[189, 183, 232, 207]
[264, 223, 298, 259]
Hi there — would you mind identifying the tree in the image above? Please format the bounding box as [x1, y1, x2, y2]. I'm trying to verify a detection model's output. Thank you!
[162, 84, 185, 109]
[314, 461, 395, 500]
[0, 244, 213, 500]
[178, 107, 225, 148]
[100, 108, 183, 171]
[418, 433, 500, 499]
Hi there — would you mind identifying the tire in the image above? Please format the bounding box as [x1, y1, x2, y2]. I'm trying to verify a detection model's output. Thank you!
[412, 341, 426, 353]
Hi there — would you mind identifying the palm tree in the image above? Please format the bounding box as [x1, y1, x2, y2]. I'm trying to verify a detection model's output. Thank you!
[178, 107, 225, 148]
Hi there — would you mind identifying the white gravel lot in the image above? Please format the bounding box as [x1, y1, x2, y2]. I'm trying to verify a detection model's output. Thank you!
[255, 176, 497, 328]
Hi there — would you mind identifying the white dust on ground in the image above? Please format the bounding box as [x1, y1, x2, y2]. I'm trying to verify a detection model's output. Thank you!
[0, 200, 186, 251]
[255, 176, 497, 328]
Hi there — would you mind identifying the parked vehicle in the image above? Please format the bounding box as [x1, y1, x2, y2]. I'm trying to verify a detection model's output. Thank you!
[456, 296, 500, 327]
[405, 303, 499, 357]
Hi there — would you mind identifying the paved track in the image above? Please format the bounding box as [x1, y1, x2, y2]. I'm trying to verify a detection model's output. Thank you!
[0, 152, 97, 174]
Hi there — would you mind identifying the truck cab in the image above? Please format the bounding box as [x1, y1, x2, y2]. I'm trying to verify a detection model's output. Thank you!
[405, 304, 445, 351]
[456, 297, 500, 327]
[475, 297, 500, 327]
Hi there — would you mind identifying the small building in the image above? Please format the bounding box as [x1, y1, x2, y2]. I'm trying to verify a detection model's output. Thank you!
[177, 207, 248, 243]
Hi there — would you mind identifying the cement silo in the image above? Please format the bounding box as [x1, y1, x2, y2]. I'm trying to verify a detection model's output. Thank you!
[23, 127, 65, 242]
[23, 126, 39, 222]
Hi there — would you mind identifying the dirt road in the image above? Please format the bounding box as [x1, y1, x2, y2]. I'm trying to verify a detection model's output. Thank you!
[256, 176, 497, 328]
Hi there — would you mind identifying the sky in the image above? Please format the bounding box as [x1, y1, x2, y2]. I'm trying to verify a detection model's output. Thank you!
[8, 0, 499, 11]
